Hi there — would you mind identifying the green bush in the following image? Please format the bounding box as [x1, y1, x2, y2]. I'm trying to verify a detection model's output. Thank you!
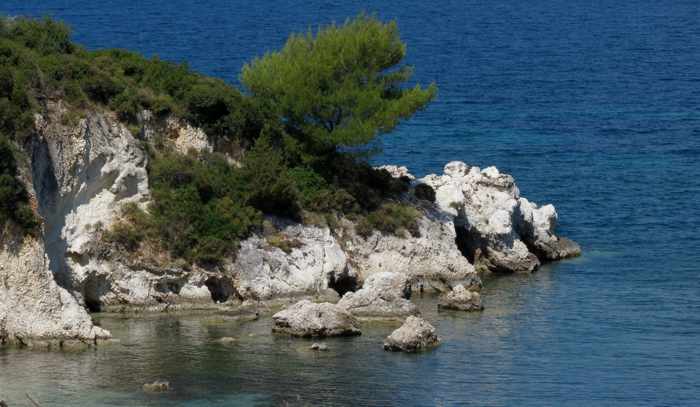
[103, 221, 144, 252]
[356, 203, 421, 239]
[237, 133, 300, 218]
[414, 183, 436, 203]
[0, 136, 38, 233]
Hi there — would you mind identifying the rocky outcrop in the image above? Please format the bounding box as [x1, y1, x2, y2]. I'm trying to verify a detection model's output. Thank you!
[437, 284, 483, 311]
[32, 108, 150, 295]
[518, 198, 582, 260]
[231, 221, 351, 300]
[272, 300, 361, 337]
[383, 316, 440, 352]
[337, 272, 418, 319]
[342, 204, 481, 292]
[420, 161, 580, 273]
[376, 165, 415, 180]
[0, 230, 110, 347]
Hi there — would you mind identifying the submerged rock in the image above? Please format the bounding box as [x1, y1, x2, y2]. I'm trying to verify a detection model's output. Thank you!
[383, 316, 440, 353]
[337, 272, 418, 319]
[438, 284, 483, 312]
[310, 343, 329, 351]
[272, 300, 361, 337]
[143, 380, 170, 393]
[420, 161, 580, 273]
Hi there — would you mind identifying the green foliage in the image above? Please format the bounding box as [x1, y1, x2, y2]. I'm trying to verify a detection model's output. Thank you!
[0, 15, 435, 260]
[414, 183, 436, 203]
[142, 152, 263, 265]
[0, 16, 263, 147]
[0, 136, 38, 233]
[356, 203, 421, 239]
[267, 233, 303, 254]
[236, 133, 300, 218]
[242, 13, 436, 152]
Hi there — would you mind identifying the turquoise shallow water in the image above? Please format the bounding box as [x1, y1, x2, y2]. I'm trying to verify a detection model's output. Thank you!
[2, 1, 700, 406]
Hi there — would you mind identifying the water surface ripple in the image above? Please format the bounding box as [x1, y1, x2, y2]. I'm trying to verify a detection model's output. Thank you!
[1, 1, 699, 406]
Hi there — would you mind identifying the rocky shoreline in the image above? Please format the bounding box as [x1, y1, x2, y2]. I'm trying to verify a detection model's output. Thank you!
[0, 107, 580, 349]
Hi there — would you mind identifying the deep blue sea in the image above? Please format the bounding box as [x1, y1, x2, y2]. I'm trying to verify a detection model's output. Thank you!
[1, 1, 700, 406]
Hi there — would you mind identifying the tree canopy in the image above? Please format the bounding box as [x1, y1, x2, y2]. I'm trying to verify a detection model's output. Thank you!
[241, 14, 437, 152]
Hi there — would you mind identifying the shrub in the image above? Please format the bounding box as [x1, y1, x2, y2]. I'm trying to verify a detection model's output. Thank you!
[267, 233, 303, 254]
[414, 183, 436, 203]
[103, 221, 144, 252]
[356, 203, 421, 239]
[0, 136, 38, 233]
[237, 133, 300, 218]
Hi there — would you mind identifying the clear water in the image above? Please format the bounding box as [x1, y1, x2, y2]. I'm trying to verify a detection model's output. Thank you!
[2, 1, 700, 406]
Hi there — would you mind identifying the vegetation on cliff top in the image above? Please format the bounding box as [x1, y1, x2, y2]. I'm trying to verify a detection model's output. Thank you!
[0, 15, 432, 263]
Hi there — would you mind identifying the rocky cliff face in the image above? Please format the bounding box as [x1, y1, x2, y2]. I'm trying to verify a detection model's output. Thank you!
[0, 227, 110, 347]
[420, 161, 581, 273]
[0, 105, 579, 346]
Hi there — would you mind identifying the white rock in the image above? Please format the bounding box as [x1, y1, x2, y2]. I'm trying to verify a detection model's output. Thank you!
[375, 165, 415, 180]
[272, 300, 361, 337]
[383, 316, 440, 352]
[0, 234, 110, 346]
[437, 284, 483, 311]
[165, 116, 213, 155]
[337, 272, 418, 319]
[342, 205, 480, 291]
[232, 222, 351, 300]
[420, 161, 579, 273]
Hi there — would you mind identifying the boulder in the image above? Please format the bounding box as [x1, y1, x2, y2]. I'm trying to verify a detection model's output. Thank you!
[310, 343, 329, 351]
[143, 380, 170, 393]
[438, 284, 483, 311]
[272, 300, 361, 337]
[337, 272, 418, 319]
[420, 161, 580, 273]
[383, 316, 440, 352]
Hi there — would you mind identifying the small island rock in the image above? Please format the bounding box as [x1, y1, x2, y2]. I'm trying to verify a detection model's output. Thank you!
[272, 300, 361, 337]
[383, 316, 440, 352]
[438, 284, 483, 311]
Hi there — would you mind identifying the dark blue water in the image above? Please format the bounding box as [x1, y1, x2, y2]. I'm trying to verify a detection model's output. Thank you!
[2, 1, 700, 406]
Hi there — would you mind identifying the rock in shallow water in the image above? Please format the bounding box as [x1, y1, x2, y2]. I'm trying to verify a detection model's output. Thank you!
[438, 284, 483, 311]
[383, 316, 440, 353]
[337, 272, 418, 319]
[310, 343, 329, 351]
[143, 380, 170, 393]
[272, 300, 361, 337]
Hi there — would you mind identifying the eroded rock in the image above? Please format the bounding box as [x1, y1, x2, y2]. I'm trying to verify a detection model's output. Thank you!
[342, 205, 481, 292]
[383, 316, 440, 352]
[438, 284, 483, 312]
[232, 221, 352, 300]
[420, 161, 580, 273]
[0, 231, 110, 346]
[337, 272, 418, 319]
[272, 300, 361, 337]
